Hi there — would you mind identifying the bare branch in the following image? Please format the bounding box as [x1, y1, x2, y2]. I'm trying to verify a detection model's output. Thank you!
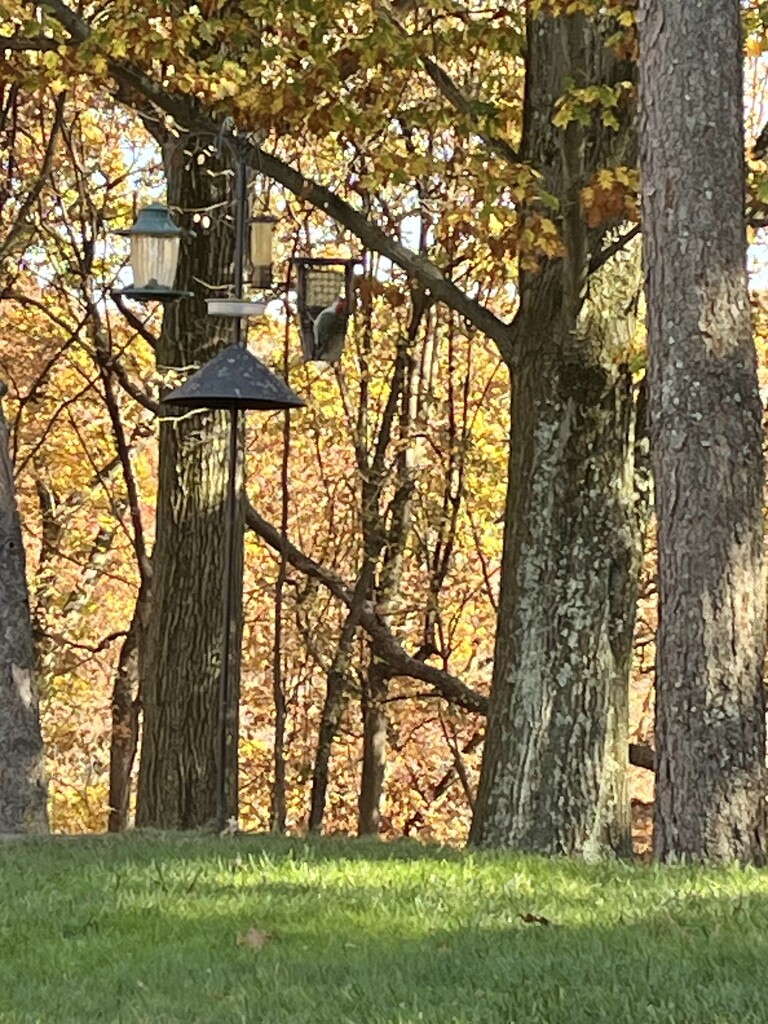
[245, 502, 489, 715]
[588, 223, 641, 274]
[0, 90, 66, 263]
[110, 294, 161, 349]
[0, 35, 60, 51]
[245, 500, 659, 773]
[375, 2, 521, 165]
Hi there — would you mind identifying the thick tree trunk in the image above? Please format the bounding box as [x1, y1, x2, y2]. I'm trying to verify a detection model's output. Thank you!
[470, 11, 641, 856]
[136, 144, 243, 829]
[0, 385, 47, 833]
[471, 303, 639, 855]
[639, 0, 766, 863]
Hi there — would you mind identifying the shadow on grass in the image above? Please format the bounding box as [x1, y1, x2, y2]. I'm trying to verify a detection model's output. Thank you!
[1, 833, 767, 1023]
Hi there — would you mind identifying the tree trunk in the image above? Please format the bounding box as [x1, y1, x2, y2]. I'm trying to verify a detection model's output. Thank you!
[309, 666, 349, 832]
[470, 11, 641, 856]
[136, 143, 243, 829]
[270, 546, 288, 834]
[309, 557, 378, 833]
[356, 324, 422, 837]
[357, 658, 388, 835]
[639, 0, 766, 863]
[470, 307, 640, 855]
[107, 587, 146, 832]
[0, 385, 48, 834]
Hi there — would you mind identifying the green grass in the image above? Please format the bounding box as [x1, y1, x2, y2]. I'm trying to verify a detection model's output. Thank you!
[2, 833, 768, 1023]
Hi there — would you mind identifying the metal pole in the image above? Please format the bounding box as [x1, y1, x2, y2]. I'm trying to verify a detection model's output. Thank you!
[216, 143, 248, 833]
[217, 404, 240, 832]
[233, 146, 247, 342]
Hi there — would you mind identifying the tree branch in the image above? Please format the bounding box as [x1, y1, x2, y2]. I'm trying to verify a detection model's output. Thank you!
[245, 501, 658, 771]
[629, 742, 655, 772]
[111, 294, 161, 349]
[374, 2, 521, 165]
[37, 0, 514, 360]
[0, 90, 66, 263]
[245, 502, 489, 715]
[0, 35, 60, 51]
[588, 223, 641, 275]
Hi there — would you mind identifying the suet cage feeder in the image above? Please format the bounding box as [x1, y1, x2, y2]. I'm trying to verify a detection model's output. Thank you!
[112, 203, 193, 302]
[291, 257, 358, 362]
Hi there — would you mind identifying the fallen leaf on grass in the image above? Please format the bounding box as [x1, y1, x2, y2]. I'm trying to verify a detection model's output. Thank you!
[518, 913, 551, 926]
[236, 927, 273, 949]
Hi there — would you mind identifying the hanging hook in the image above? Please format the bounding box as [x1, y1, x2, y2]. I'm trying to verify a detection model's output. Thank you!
[216, 117, 237, 158]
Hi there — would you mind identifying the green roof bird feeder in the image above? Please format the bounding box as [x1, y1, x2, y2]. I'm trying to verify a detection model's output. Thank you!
[112, 202, 194, 303]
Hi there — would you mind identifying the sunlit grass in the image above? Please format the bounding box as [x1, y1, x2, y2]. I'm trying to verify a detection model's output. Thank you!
[1, 832, 767, 1023]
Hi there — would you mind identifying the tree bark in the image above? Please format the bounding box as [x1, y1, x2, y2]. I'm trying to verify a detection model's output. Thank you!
[136, 142, 243, 829]
[107, 586, 147, 832]
[639, 0, 766, 863]
[357, 658, 389, 835]
[309, 666, 349, 832]
[309, 560, 376, 833]
[107, 623, 139, 832]
[470, 11, 642, 856]
[0, 384, 48, 833]
[356, 316, 422, 836]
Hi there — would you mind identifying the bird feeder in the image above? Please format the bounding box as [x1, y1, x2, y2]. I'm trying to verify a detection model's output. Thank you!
[163, 344, 305, 411]
[112, 203, 193, 302]
[291, 257, 358, 362]
[250, 214, 277, 289]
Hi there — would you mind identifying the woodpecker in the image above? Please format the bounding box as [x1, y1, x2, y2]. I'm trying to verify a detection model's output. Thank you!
[312, 297, 347, 363]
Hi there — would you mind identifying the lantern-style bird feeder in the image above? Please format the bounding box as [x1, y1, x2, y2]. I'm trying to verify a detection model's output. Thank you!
[112, 203, 194, 302]
[291, 257, 358, 363]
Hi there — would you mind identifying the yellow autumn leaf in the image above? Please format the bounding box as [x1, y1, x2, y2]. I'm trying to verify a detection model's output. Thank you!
[746, 37, 762, 58]
[214, 77, 239, 99]
[597, 168, 616, 189]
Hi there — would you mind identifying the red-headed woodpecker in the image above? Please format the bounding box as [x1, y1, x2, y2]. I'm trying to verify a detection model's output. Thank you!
[312, 297, 347, 363]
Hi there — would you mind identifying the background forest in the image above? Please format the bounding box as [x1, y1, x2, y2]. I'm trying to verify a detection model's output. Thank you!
[2, 0, 768, 856]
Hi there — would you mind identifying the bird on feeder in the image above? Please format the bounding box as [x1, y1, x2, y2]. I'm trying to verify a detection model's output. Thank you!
[311, 296, 348, 363]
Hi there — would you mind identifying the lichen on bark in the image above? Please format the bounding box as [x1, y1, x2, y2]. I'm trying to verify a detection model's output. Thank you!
[0, 383, 48, 834]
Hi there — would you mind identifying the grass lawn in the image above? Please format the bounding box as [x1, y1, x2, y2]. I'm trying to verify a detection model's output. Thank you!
[1, 832, 768, 1023]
